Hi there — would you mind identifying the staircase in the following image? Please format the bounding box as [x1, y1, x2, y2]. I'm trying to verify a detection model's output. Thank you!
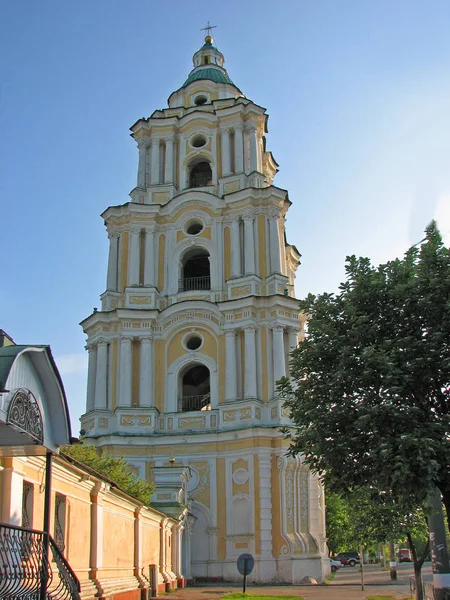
[0, 523, 81, 599]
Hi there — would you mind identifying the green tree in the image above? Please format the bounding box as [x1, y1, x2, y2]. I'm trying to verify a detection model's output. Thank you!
[278, 222, 450, 599]
[280, 222, 450, 525]
[62, 444, 154, 505]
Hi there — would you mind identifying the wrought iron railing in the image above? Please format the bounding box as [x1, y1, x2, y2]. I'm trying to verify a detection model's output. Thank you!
[0, 522, 80, 599]
[179, 393, 211, 412]
[179, 276, 211, 291]
[189, 176, 212, 188]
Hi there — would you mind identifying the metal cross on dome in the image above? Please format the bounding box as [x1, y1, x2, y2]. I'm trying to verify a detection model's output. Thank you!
[200, 21, 217, 37]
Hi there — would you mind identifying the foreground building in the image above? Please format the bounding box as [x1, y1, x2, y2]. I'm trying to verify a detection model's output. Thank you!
[80, 32, 328, 583]
[0, 332, 181, 600]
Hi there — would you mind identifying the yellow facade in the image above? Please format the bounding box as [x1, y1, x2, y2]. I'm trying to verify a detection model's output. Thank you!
[80, 33, 327, 584]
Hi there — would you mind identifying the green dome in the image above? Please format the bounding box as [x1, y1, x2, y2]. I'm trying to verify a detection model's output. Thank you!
[182, 67, 235, 88]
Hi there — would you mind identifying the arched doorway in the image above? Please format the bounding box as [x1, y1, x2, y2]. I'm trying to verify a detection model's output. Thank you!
[179, 364, 211, 412]
[179, 248, 211, 291]
[189, 160, 212, 188]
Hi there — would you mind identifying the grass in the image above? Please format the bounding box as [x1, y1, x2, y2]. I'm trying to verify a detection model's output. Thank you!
[365, 596, 413, 600]
[222, 595, 304, 600]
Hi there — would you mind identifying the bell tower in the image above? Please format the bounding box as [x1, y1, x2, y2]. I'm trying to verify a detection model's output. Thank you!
[80, 31, 327, 584]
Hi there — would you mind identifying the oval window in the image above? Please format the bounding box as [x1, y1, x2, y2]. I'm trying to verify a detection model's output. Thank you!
[195, 95, 207, 106]
[185, 335, 202, 351]
[186, 220, 204, 235]
[191, 135, 207, 148]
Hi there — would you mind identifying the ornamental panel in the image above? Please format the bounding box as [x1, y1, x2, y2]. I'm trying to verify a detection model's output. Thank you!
[7, 388, 44, 444]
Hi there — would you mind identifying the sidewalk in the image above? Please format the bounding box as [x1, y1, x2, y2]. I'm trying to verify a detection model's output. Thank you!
[165, 582, 412, 600]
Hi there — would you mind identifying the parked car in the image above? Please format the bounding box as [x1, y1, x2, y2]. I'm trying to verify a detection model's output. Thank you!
[335, 551, 360, 567]
[398, 548, 412, 562]
[330, 558, 343, 572]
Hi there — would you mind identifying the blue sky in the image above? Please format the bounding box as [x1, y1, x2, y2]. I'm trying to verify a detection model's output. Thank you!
[2, 1, 450, 431]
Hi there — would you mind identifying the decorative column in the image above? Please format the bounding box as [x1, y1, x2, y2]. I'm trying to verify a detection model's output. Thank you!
[95, 339, 108, 410]
[230, 219, 241, 278]
[221, 127, 231, 176]
[86, 343, 97, 412]
[244, 326, 257, 399]
[225, 331, 238, 401]
[128, 227, 141, 286]
[137, 140, 147, 188]
[259, 449, 276, 579]
[106, 232, 119, 291]
[244, 216, 255, 275]
[143, 227, 155, 287]
[288, 328, 298, 353]
[246, 124, 258, 173]
[234, 125, 244, 173]
[151, 138, 160, 185]
[272, 326, 286, 387]
[164, 136, 174, 183]
[119, 337, 133, 406]
[269, 217, 281, 273]
[139, 336, 153, 407]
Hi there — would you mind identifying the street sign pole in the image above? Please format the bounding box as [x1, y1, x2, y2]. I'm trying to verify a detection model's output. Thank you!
[243, 558, 248, 593]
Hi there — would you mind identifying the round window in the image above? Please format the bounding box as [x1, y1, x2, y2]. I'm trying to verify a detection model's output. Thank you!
[191, 134, 207, 148]
[195, 95, 207, 106]
[186, 220, 204, 235]
[186, 335, 202, 351]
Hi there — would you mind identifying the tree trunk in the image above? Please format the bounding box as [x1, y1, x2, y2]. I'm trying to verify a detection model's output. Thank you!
[428, 488, 450, 600]
[441, 487, 450, 533]
[389, 541, 397, 580]
[406, 530, 428, 600]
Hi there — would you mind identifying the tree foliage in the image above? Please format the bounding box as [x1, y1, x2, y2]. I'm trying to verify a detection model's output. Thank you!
[326, 489, 429, 556]
[62, 444, 154, 505]
[280, 222, 450, 526]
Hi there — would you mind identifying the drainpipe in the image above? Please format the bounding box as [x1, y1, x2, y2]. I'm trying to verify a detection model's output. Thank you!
[40, 451, 52, 600]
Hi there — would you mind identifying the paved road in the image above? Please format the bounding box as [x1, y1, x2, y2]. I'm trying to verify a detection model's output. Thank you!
[167, 562, 433, 600]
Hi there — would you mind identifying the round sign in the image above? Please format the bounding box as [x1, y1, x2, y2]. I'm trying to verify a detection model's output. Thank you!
[237, 553, 254, 576]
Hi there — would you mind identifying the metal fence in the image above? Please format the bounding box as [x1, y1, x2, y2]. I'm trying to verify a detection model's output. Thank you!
[179, 393, 211, 412]
[0, 522, 80, 599]
[179, 276, 211, 291]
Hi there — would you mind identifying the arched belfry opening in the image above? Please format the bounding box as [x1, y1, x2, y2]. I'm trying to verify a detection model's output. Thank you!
[188, 159, 212, 188]
[179, 247, 211, 291]
[179, 364, 211, 412]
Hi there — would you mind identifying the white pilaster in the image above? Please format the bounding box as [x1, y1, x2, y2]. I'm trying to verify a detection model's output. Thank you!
[139, 336, 153, 407]
[230, 219, 241, 278]
[244, 326, 257, 399]
[288, 328, 298, 353]
[234, 125, 244, 173]
[86, 343, 97, 412]
[221, 127, 231, 176]
[137, 141, 147, 188]
[151, 138, 160, 185]
[95, 340, 108, 410]
[143, 227, 155, 287]
[164, 136, 174, 183]
[272, 326, 286, 387]
[106, 232, 119, 291]
[259, 449, 275, 560]
[244, 217, 255, 275]
[119, 336, 133, 406]
[269, 217, 281, 273]
[225, 331, 238, 401]
[247, 124, 258, 173]
[128, 227, 141, 286]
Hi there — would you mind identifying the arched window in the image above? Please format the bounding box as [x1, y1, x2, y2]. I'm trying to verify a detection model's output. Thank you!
[179, 247, 211, 291]
[179, 364, 211, 412]
[189, 161, 212, 188]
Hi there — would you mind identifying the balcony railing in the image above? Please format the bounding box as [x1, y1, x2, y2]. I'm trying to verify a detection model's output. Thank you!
[179, 276, 211, 292]
[179, 393, 211, 412]
[0, 522, 80, 599]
